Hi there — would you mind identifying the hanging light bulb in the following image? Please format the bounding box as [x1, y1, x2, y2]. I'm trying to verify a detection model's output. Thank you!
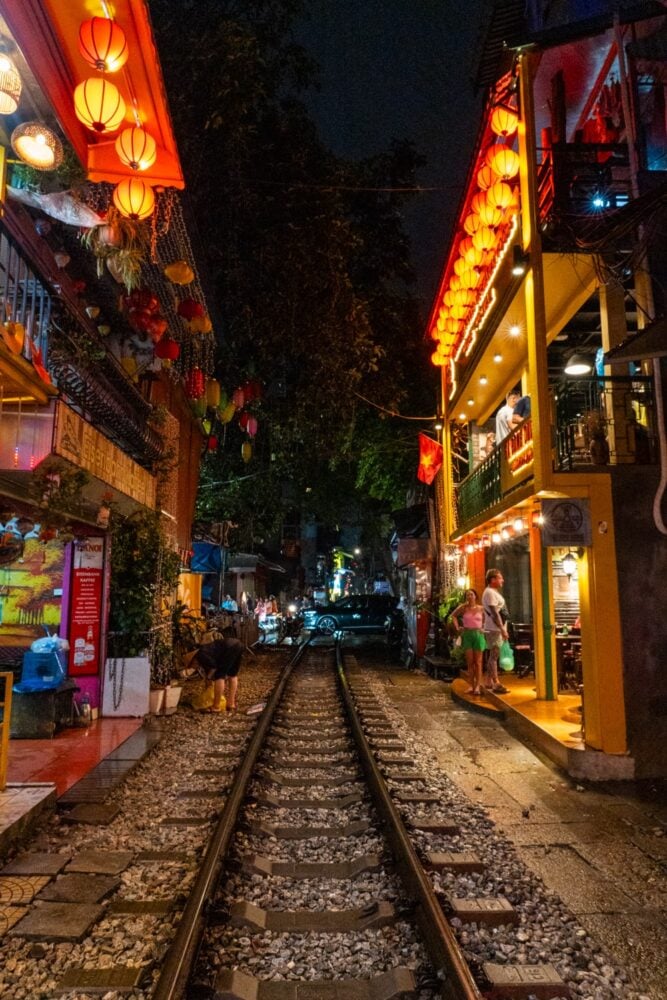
[11, 122, 63, 170]
[491, 530, 502, 545]
[501, 525, 511, 540]
[513, 516, 526, 533]
[562, 551, 577, 577]
[0, 54, 21, 114]
[115, 126, 157, 171]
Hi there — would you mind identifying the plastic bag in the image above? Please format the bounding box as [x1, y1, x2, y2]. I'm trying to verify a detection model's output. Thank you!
[499, 639, 515, 672]
[189, 680, 222, 711]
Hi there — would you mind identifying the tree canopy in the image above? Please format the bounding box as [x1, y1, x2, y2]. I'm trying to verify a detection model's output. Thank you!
[151, 0, 436, 547]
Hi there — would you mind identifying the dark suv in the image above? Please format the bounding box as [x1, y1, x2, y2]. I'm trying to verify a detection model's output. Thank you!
[302, 594, 403, 636]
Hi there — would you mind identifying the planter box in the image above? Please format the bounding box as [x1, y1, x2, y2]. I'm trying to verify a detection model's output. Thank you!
[149, 688, 165, 715]
[102, 656, 150, 717]
[163, 685, 182, 716]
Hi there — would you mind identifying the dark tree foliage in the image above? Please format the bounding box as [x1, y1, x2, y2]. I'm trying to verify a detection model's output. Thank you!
[150, 0, 436, 542]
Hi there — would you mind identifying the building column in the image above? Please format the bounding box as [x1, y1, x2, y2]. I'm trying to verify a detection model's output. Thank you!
[529, 523, 556, 700]
[600, 279, 633, 463]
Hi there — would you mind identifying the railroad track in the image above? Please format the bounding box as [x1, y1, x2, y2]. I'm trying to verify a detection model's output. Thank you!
[0, 640, 611, 999]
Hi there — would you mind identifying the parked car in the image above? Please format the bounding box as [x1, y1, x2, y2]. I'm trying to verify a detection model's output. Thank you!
[302, 594, 403, 637]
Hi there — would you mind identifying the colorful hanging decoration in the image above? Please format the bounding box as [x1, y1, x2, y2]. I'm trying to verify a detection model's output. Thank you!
[176, 298, 205, 322]
[219, 401, 236, 424]
[207, 435, 219, 452]
[238, 410, 250, 431]
[192, 397, 207, 418]
[115, 126, 157, 171]
[154, 336, 180, 362]
[246, 415, 258, 437]
[113, 178, 155, 220]
[163, 260, 194, 285]
[184, 367, 205, 399]
[78, 17, 129, 73]
[232, 386, 245, 409]
[241, 441, 252, 463]
[74, 78, 126, 133]
[205, 379, 221, 408]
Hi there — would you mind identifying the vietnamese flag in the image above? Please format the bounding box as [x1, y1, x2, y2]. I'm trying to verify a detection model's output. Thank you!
[417, 433, 443, 484]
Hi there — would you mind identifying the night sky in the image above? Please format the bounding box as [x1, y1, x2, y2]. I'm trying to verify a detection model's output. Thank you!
[296, 0, 488, 314]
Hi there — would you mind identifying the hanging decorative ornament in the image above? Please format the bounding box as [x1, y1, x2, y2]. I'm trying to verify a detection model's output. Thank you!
[201, 418, 212, 436]
[246, 416, 258, 437]
[115, 126, 157, 171]
[192, 397, 207, 419]
[232, 386, 245, 409]
[207, 435, 219, 452]
[184, 366, 205, 399]
[472, 225, 498, 253]
[154, 336, 180, 361]
[476, 163, 496, 191]
[478, 198, 504, 228]
[54, 252, 71, 269]
[113, 177, 155, 220]
[74, 77, 126, 133]
[490, 105, 518, 138]
[187, 314, 212, 334]
[219, 401, 236, 424]
[85, 305, 100, 319]
[206, 379, 221, 408]
[11, 122, 63, 170]
[176, 298, 205, 322]
[163, 260, 194, 285]
[217, 389, 228, 411]
[146, 315, 167, 344]
[486, 143, 520, 180]
[0, 55, 22, 115]
[470, 191, 487, 216]
[241, 441, 252, 463]
[463, 213, 482, 236]
[97, 324, 111, 336]
[431, 350, 446, 367]
[78, 17, 129, 72]
[238, 410, 250, 431]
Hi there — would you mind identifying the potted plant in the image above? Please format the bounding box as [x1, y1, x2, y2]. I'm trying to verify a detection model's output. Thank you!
[106, 509, 181, 716]
[80, 206, 148, 292]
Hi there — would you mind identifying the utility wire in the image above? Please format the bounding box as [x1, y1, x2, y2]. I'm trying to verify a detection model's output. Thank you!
[353, 390, 436, 421]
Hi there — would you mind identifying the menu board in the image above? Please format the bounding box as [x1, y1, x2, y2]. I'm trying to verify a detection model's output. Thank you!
[69, 537, 104, 676]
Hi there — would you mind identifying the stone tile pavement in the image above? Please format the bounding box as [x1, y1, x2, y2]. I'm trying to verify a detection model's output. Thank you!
[375, 665, 667, 1000]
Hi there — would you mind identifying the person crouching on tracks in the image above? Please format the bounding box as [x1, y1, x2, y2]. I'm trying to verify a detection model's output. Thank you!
[191, 627, 244, 712]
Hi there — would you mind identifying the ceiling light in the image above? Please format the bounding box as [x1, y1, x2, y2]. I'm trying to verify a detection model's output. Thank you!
[501, 525, 511, 540]
[511, 244, 529, 276]
[11, 122, 63, 170]
[513, 516, 526, 532]
[509, 324, 520, 337]
[458, 413, 467, 421]
[564, 353, 592, 376]
[493, 353, 502, 363]
[562, 551, 577, 577]
[479, 375, 488, 385]
[467, 398, 474, 406]
[0, 54, 21, 115]
[491, 530, 501, 544]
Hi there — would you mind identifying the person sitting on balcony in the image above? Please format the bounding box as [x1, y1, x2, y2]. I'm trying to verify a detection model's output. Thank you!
[511, 394, 531, 426]
[495, 390, 520, 442]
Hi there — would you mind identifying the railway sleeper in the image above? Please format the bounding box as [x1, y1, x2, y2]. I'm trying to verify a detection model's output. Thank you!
[210, 965, 417, 1000]
[229, 898, 396, 931]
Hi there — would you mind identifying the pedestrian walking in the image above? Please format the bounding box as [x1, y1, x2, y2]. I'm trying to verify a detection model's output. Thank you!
[482, 568, 510, 694]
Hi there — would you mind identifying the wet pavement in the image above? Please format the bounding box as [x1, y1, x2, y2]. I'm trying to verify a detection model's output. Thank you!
[366, 660, 667, 1000]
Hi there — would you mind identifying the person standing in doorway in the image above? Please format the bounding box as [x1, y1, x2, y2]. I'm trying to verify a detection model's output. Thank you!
[495, 390, 520, 443]
[482, 568, 510, 694]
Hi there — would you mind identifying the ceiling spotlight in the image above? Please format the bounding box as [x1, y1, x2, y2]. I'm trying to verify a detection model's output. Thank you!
[493, 353, 503, 363]
[458, 412, 467, 420]
[511, 245, 529, 276]
[467, 398, 474, 406]
[509, 324, 520, 337]
[479, 374, 488, 385]
[564, 353, 592, 376]
[491, 530, 501, 545]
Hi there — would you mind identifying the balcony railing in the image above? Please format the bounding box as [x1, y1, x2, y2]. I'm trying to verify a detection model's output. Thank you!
[552, 375, 656, 470]
[453, 374, 657, 530]
[0, 220, 52, 366]
[537, 142, 631, 225]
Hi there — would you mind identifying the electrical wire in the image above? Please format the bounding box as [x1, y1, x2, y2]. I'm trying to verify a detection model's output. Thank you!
[353, 390, 436, 421]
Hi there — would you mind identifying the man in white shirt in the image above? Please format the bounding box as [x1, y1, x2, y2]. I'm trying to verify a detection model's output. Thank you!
[482, 568, 509, 693]
[495, 390, 520, 443]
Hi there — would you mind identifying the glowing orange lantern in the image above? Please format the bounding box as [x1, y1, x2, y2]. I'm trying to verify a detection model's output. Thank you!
[490, 105, 518, 138]
[459, 236, 474, 257]
[459, 269, 481, 290]
[487, 143, 520, 179]
[74, 78, 126, 133]
[477, 164, 495, 190]
[453, 288, 475, 307]
[113, 178, 155, 219]
[472, 225, 498, 253]
[470, 192, 487, 216]
[478, 198, 504, 228]
[453, 257, 468, 277]
[444, 290, 456, 308]
[486, 180, 514, 213]
[445, 318, 462, 334]
[431, 351, 446, 367]
[450, 275, 462, 291]
[463, 213, 482, 236]
[429, 326, 441, 341]
[79, 17, 129, 72]
[463, 244, 485, 269]
[450, 304, 468, 320]
[115, 126, 157, 171]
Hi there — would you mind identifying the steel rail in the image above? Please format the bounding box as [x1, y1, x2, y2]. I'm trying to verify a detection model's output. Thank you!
[335, 645, 483, 1000]
[152, 639, 312, 1000]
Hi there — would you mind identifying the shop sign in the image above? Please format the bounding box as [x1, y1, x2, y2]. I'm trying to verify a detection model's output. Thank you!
[500, 418, 534, 494]
[69, 536, 104, 676]
[53, 401, 156, 508]
[541, 498, 592, 547]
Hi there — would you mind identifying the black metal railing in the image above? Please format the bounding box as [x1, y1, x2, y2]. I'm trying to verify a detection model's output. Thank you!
[455, 445, 502, 531]
[552, 375, 656, 470]
[0, 221, 52, 364]
[537, 142, 631, 223]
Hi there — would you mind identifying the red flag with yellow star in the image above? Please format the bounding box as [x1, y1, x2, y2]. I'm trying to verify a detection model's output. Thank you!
[417, 433, 443, 484]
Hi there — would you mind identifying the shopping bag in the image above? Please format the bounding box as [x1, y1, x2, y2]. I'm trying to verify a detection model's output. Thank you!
[499, 639, 515, 672]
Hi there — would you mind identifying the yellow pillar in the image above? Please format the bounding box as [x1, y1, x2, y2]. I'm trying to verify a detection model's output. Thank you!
[529, 524, 556, 699]
[600, 279, 632, 462]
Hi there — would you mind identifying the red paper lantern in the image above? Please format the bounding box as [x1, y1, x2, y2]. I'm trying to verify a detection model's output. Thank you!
[239, 410, 250, 431]
[207, 435, 219, 452]
[184, 367, 205, 399]
[232, 387, 245, 409]
[79, 17, 129, 73]
[154, 336, 180, 360]
[177, 298, 205, 321]
[246, 416, 258, 437]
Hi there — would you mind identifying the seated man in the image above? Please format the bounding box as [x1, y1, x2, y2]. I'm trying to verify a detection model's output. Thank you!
[511, 394, 531, 426]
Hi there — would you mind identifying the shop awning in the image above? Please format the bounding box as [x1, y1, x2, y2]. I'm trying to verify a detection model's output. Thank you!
[227, 553, 286, 575]
[604, 316, 667, 362]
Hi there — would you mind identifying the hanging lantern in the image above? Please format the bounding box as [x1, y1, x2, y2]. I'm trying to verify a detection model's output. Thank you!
[487, 143, 520, 179]
[11, 123, 63, 170]
[79, 17, 129, 72]
[463, 243, 485, 269]
[238, 410, 250, 431]
[184, 367, 205, 399]
[463, 212, 482, 236]
[74, 78, 126, 133]
[431, 350, 446, 367]
[202, 418, 212, 436]
[458, 236, 475, 258]
[472, 225, 498, 253]
[146, 315, 167, 344]
[241, 441, 252, 463]
[187, 314, 212, 334]
[459, 269, 481, 290]
[453, 257, 468, 277]
[217, 389, 228, 411]
[115, 126, 157, 171]
[154, 336, 180, 361]
[436, 315, 446, 334]
[246, 416, 258, 437]
[0, 55, 22, 115]
[206, 379, 221, 408]
[490, 105, 518, 138]
[450, 304, 468, 320]
[449, 274, 462, 291]
[232, 387, 245, 409]
[192, 397, 207, 418]
[444, 290, 456, 308]
[477, 163, 495, 191]
[207, 435, 219, 452]
[453, 288, 475, 307]
[470, 191, 487, 216]
[219, 401, 236, 424]
[177, 297, 205, 321]
[113, 178, 154, 220]
[478, 198, 504, 228]
[164, 260, 194, 285]
[486, 180, 514, 213]
[445, 318, 461, 335]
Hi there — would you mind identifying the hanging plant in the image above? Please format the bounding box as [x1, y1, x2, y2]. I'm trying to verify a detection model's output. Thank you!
[80, 206, 148, 292]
